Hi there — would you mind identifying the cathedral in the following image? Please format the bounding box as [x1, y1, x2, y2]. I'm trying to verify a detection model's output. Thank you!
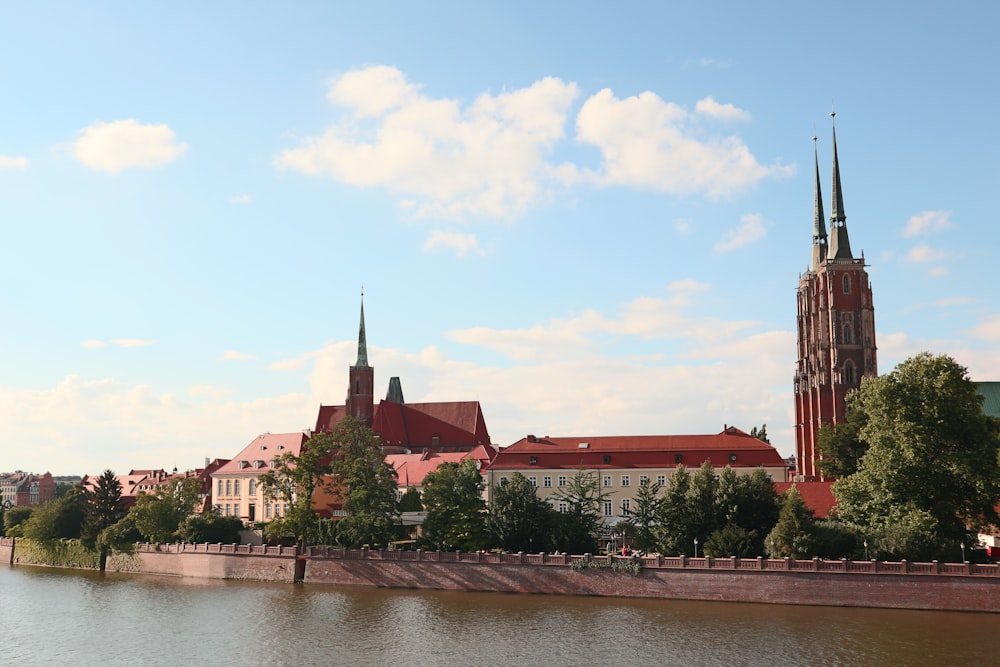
[793, 118, 878, 480]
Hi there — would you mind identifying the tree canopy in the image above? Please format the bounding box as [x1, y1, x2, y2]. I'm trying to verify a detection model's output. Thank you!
[420, 460, 487, 551]
[487, 472, 555, 553]
[329, 418, 399, 549]
[833, 352, 1000, 560]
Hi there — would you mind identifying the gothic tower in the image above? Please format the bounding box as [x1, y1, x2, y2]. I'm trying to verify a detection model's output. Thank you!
[794, 118, 877, 480]
[346, 296, 375, 426]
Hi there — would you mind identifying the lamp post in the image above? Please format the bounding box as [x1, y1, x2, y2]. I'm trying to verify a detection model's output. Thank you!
[864, 539, 869, 560]
[693, 537, 699, 558]
[961, 542, 966, 562]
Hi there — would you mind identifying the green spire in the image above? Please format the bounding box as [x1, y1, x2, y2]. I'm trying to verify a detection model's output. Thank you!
[355, 296, 369, 368]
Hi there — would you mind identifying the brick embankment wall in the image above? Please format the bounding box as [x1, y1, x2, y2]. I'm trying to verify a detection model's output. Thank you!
[304, 551, 1000, 613]
[0, 537, 14, 566]
[107, 544, 299, 583]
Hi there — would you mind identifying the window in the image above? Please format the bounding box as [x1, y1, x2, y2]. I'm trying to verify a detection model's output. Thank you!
[657, 475, 666, 486]
[529, 456, 538, 465]
[224, 504, 230, 516]
[621, 475, 630, 487]
[842, 312, 855, 344]
[248, 479, 256, 496]
[234, 479, 240, 496]
[265, 503, 272, 519]
[558, 475, 567, 487]
[218, 479, 223, 496]
[543, 476, 552, 488]
[499, 476, 508, 487]
[558, 501, 568, 513]
[843, 274, 851, 294]
[528, 476, 537, 487]
[603, 475, 612, 487]
[620, 498, 631, 514]
[225, 480, 231, 496]
[639, 475, 649, 486]
[845, 360, 857, 386]
[604, 501, 613, 517]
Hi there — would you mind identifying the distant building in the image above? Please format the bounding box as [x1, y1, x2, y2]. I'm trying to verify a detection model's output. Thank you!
[486, 427, 789, 528]
[794, 119, 878, 481]
[211, 432, 309, 522]
[0, 472, 57, 508]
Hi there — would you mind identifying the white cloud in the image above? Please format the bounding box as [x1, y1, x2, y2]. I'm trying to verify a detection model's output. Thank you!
[673, 218, 692, 234]
[905, 245, 951, 263]
[74, 119, 187, 173]
[277, 67, 579, 220]
[903, 210, 953, 238]
[423, 230, 483, 257]
[934, 296, 974, 307]
[695, 96, 751, 121]
[574, 89, 793, 197]
[220, 350, 255, 362]
[927, 266, 948, 278]
[277, 67, 787, 220]
[188, 384, 231, 400]
[0, 155, 28, 169]
[81, 340, 106, 349]
[970, 315, 1000, 342]
[714, 213, 768, 253]
[230, 194, 252, 205]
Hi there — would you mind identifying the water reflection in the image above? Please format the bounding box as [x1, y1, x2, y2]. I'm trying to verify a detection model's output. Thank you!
[5, 566, 999, 666]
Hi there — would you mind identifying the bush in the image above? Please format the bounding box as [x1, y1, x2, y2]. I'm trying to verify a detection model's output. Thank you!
[178, 513, 245, 544]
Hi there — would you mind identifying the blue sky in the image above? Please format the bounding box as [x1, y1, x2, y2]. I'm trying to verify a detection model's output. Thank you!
[3, 2, 999, 474]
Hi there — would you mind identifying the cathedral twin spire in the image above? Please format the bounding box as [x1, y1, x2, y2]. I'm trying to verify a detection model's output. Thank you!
[811, 114, 854, 269]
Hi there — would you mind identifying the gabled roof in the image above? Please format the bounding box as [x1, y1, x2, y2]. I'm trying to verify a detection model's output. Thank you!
[373, 400, 491, 449]
[315, 404, 348, 434]
[491, 427, 787, 471]
[214, 432, 309, 475]
[775, 481, 836, 519]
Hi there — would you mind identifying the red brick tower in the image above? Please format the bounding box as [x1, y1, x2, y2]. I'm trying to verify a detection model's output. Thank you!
[346, 296, 375, 426]
[793, 117, 877, 480]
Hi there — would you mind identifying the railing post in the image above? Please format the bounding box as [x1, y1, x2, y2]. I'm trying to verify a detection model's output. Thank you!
[757, 556, 765, 570]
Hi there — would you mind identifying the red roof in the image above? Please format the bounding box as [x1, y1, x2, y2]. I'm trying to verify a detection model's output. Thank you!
[373, 400, 490, 450]
[490, 427, 788, 471]
[387, 445, 496, 488]
[774, 481, 836, 519]
[214, 432, 309, 475]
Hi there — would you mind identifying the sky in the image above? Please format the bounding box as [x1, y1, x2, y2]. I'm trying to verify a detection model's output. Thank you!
[3, 2, 999, 475]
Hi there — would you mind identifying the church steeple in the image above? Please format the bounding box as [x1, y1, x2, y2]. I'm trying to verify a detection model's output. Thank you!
[354, 296, 369, 368]
[828, 113, 853, 259]
[811, 135, 827, 270]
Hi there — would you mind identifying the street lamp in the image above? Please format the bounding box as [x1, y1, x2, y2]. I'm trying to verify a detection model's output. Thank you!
[961, 542, 966, 562]
[864, 539, 869, 560]
[693, 537, 699, 558]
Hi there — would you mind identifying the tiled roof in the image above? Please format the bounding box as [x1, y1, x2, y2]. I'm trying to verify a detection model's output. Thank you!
[214, 432, 308, 475]
[774, 481, 836, 519]
[491, 427, 788, 471]
[388, 445, 497, 488]
[374, 400, 491, 449]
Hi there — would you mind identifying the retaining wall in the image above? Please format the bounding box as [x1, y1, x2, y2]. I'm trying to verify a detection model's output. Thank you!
[304, 549, 1000, 613]
[106, 543, 301, 582]
[0, 537, 13, 566]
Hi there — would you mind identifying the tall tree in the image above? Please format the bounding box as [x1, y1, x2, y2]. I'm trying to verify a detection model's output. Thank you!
[749, 424, 770, 444]
[258, 429, 340, 548]
[624, 477, 662, 553]
[20, 489, 88, 542]
[688, 459, 719, 547]
[550, 470, 608, 554]
[398, 487, 423, 512]
[815, 406, 868, 479]
[332, 418, 399, 549]
[766, 485, 815, 558]
[83, 471, 127, 569]
[487, 472, 555, 553]
[420, 460, 487, 551]
[655, 466, 693, 555]
[834, 353, 1000, 560]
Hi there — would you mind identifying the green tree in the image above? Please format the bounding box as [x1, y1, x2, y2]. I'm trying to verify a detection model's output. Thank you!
[332, 418, 400, 549]
[487, 472, 555, 553]
[834, 353, 1000, 560]
[705, 524, 758, 558]
[624, 477, 662, 553]
[655, 466, 693, 555]
[20, 489, 88, 542]
[420, 460, 487, 551]
[258, 429, 341, 548]
[398, 486, 423, 512]
[178, 513, 245, 544]
[688, 460, 719, 547]
[749, 424, 770, 444]
[815, 406, 869, 479]
[130, 477, 203, 543]
[766, 485, 815, 558]
[97, 515, 142, 556]
[82, 471, 127, 569]
[3, 506, 33, 537]
[550, 470, 608, 554]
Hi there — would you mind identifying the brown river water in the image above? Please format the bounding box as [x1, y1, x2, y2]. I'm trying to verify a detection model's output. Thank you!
[5, 565, 999, 666]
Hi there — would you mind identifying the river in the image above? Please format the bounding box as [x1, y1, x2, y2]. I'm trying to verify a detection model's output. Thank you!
[5, 565, 999, 666]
